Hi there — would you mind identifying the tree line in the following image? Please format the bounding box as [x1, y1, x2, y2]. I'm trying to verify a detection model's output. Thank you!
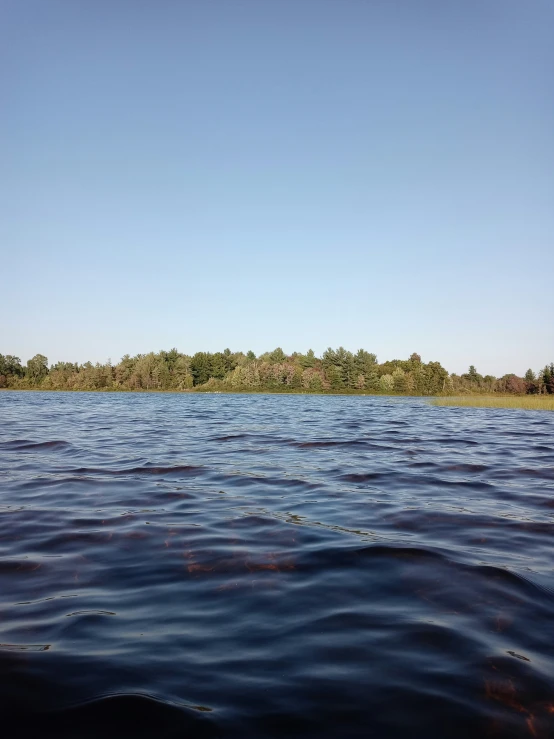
[0, 349, 552, 396]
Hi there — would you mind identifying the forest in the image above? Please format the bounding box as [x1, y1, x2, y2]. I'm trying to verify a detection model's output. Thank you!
[1, 348, 553, 396]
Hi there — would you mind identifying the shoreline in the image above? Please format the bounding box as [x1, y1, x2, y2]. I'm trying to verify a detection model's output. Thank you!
[2, 387, 553, 409]
[0, 387, 409, 397]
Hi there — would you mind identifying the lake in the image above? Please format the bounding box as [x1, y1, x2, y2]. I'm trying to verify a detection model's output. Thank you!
[0, 391, 553, 738]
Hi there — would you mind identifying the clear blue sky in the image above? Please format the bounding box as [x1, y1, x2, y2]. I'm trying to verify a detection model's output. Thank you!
[2, 0, 552, 376]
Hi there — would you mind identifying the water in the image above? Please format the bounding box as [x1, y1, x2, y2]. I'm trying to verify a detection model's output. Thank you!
[0, 391, 553, 738]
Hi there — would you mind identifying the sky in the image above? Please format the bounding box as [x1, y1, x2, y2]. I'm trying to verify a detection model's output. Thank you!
[1, 0, 553, 376]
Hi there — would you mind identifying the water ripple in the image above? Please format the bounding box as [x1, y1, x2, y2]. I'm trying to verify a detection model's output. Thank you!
[0, 391, 553, 738]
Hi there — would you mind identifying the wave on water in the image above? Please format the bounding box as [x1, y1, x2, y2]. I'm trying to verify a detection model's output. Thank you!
[0, 392, 553, 737]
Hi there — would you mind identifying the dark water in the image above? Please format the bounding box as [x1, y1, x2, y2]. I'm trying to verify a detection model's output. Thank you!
[1, 391, 553, 738]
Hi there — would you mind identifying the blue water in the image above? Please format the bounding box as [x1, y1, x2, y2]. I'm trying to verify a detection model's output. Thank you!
[1, 391, 553, 738]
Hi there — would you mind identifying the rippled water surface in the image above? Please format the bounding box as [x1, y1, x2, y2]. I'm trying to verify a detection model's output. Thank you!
[1, 391, 553, 738]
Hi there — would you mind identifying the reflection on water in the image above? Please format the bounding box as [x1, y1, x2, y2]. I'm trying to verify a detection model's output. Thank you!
[0, 391, 553, 738]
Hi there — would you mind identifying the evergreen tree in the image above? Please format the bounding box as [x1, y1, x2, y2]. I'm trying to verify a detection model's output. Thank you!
[190, 352, 214, 386]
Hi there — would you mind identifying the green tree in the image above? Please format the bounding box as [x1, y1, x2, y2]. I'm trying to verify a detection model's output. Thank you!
[222, 348, 237, 373]
[543, 364, 554, 394]
[461, 365, 484, 387]
[379, 374, 394, 393]
[298, 349, 317, 369]
[392, 367, 408, 393]
[172, 356, 193, 389]
[325, 364, 344, 390]
[210, 352, 229, 380]
[268, 347, 287, 364]
[355, 349, 377, 379]
[190, 352, 214, 386]
[0, 355, 24, 379]
[322, 347, 356, 388]
[159, 348, 181, 371]
[423, 362, 449, 395]
[115, 354, 137, 386]
[130, 353, 169, 390]
[26, 354, 49, 383]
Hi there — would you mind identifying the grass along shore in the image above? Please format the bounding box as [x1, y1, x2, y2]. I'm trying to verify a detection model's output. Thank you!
[433, 395, 554, 411]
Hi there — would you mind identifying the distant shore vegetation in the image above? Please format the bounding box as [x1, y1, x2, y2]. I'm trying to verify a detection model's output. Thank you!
[1, 349, 553, 398]
[433, 395, 554, 411]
